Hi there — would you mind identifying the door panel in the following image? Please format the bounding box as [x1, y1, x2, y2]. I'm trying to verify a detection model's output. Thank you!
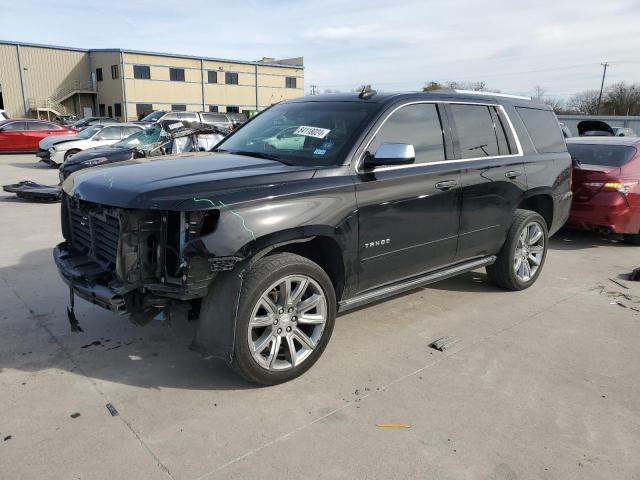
[455, 158, 527, 260]
[445, 103, 527, 261]
[353, 102, 460, 293]
[355, 165, 461, 292]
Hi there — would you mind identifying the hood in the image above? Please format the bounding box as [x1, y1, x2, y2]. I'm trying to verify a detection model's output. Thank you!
[63, 145, 134, 167]
[64, 152, 316, 209]
[578, 120, 614, 136]
[39, 135, 79, 150]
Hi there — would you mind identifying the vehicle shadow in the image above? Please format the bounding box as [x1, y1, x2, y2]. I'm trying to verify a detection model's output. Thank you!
[0, 247, 255, 391]
[549, 227, 631, 250]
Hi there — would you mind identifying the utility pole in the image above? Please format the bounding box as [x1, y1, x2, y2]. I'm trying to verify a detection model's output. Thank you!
[596, 62, 609, 115]
[309, 84, 318, 95]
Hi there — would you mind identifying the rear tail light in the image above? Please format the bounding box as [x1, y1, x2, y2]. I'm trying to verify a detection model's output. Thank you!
[581, 180, 638, 194]
[603, 180, 638, 194]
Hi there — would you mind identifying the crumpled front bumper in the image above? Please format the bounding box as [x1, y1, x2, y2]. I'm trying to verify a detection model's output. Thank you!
[53, 243, 128, 314]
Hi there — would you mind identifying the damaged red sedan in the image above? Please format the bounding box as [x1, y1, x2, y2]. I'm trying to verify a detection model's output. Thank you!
[567, 137, 640, 244]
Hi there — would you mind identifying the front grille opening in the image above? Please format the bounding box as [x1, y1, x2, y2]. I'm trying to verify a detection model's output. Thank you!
[68, 199, 121, 267]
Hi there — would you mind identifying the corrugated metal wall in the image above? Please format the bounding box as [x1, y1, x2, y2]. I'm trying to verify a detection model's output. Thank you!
[0, 44, 25, 117]
[557, 115, 640, 136]
[0, 42, 90, 117]
[21, 46, 90, 101]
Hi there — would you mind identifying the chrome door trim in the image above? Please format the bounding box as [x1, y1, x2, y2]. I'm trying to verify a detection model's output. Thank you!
[355, 100, 524, 174]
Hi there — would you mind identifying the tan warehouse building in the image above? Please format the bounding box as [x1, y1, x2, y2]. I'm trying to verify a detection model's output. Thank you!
[0, 40, 304, 121]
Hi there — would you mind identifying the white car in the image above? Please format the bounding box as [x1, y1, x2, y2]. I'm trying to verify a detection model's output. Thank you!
[37, 123, 143, 167]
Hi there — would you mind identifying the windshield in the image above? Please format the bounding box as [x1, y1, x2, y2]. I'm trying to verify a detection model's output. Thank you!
[113, 124, 169, 150]
[215, 101, 377, 166]
[567, 143, 637, 167]
[78, 126, 102, 139]
[141, 111, 166, 122]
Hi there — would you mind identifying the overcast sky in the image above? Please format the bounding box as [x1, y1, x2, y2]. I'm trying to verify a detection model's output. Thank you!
[2, 0, 639, 99]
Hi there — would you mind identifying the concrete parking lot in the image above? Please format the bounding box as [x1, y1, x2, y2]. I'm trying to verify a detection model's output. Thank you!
[1, 153, 639, 480]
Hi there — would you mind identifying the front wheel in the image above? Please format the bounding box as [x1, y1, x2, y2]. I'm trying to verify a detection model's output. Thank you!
[486, 209, 548, 291]
[64, 149, 81, 162]
[232, 253, 336, 385]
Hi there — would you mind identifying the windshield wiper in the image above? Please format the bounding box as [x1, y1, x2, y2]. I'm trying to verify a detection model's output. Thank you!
[220, 150, 293, 165]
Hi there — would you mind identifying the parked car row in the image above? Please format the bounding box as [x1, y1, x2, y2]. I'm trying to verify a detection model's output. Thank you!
[137, 110, 247, 131]
[0, 109, 248, 154]
[37, 123, 144, 167]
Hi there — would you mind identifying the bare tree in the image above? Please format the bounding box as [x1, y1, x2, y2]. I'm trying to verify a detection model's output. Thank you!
[603, 82, 640, 115]
[531, 85, 547, 102]
[568, 90, 600, 115]
[423, 81, 444, 91]
[530, 85, 570, 113]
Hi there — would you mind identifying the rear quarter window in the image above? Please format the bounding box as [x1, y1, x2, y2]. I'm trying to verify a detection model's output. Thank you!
[516, 107, 566, 153]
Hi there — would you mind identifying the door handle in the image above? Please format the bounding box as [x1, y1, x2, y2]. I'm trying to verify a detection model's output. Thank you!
[505, 170, 522, 179]
[435, 180, 458, 190]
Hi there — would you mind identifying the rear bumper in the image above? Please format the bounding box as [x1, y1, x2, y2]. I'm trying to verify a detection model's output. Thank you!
[568, 193, 640, 234]
[550, 191, 573, 236]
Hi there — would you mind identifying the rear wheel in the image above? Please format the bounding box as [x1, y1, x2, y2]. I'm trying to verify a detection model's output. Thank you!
[624, 234, 640, 245]
[486, 209, 548, 290]
[232, 253, 336, 385]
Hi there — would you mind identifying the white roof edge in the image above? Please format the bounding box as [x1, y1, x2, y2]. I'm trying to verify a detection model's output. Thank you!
[454, 89, 532, 101]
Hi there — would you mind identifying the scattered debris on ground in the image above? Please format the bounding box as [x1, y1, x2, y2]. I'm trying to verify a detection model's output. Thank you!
[81, 340, 102, 349]
[106, 403, 119, 417]
[376, 423, 411, 429]
[609, 277, 630, 289]
[430, 335, 461, 351]
[630, 268, 640, 282]
[70, 413, 81, 419]
[2, 181, 62, 202]
[3, 435, 12, 441]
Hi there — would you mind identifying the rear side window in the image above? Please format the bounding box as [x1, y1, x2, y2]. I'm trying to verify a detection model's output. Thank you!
[567, 143, 636, 167]
[369, 103, 445, 164]
[121, 126, 142, 138]
[516, 107, 566, 153]
[448, 104, 500, 158]
[2, 122, 26, 131]
[27, 122, 54, 131]
[202, 113, 229, 123]
[97, 127, 122, 140]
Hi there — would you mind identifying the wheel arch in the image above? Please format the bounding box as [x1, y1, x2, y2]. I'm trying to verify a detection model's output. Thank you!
[517, 190, 554, 230]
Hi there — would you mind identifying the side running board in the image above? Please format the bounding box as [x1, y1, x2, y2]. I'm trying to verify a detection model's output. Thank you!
[339, 256, 496, 312]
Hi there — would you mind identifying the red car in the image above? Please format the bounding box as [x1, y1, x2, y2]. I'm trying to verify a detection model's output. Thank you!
[567, 137, 640, 244]
[0, 119, 76, 153]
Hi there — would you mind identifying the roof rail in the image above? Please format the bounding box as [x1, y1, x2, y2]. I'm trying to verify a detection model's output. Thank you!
[454, 89, 532, 101]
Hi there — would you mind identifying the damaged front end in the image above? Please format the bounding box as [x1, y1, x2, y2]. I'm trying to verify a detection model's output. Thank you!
[54, 194, 241, 326]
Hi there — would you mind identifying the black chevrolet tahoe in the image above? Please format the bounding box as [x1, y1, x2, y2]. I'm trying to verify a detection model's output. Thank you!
[54, 90, 572, 385]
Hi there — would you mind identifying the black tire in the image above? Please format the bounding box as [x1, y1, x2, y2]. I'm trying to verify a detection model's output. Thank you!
[623, 234, 640, 245]
[486, 209, 549, 291]
[64, 149, 80, 162]
[232, 253, 337, 385]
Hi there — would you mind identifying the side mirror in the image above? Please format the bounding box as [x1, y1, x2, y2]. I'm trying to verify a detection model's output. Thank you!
[363, 143, 415, 169]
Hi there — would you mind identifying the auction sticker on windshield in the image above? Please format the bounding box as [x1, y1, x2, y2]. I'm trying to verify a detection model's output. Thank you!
[294, 126, 331, 139]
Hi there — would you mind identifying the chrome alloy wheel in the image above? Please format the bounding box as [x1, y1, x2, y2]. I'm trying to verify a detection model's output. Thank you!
[248, 275, 328, 371]
[514, 221, 545, 282]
